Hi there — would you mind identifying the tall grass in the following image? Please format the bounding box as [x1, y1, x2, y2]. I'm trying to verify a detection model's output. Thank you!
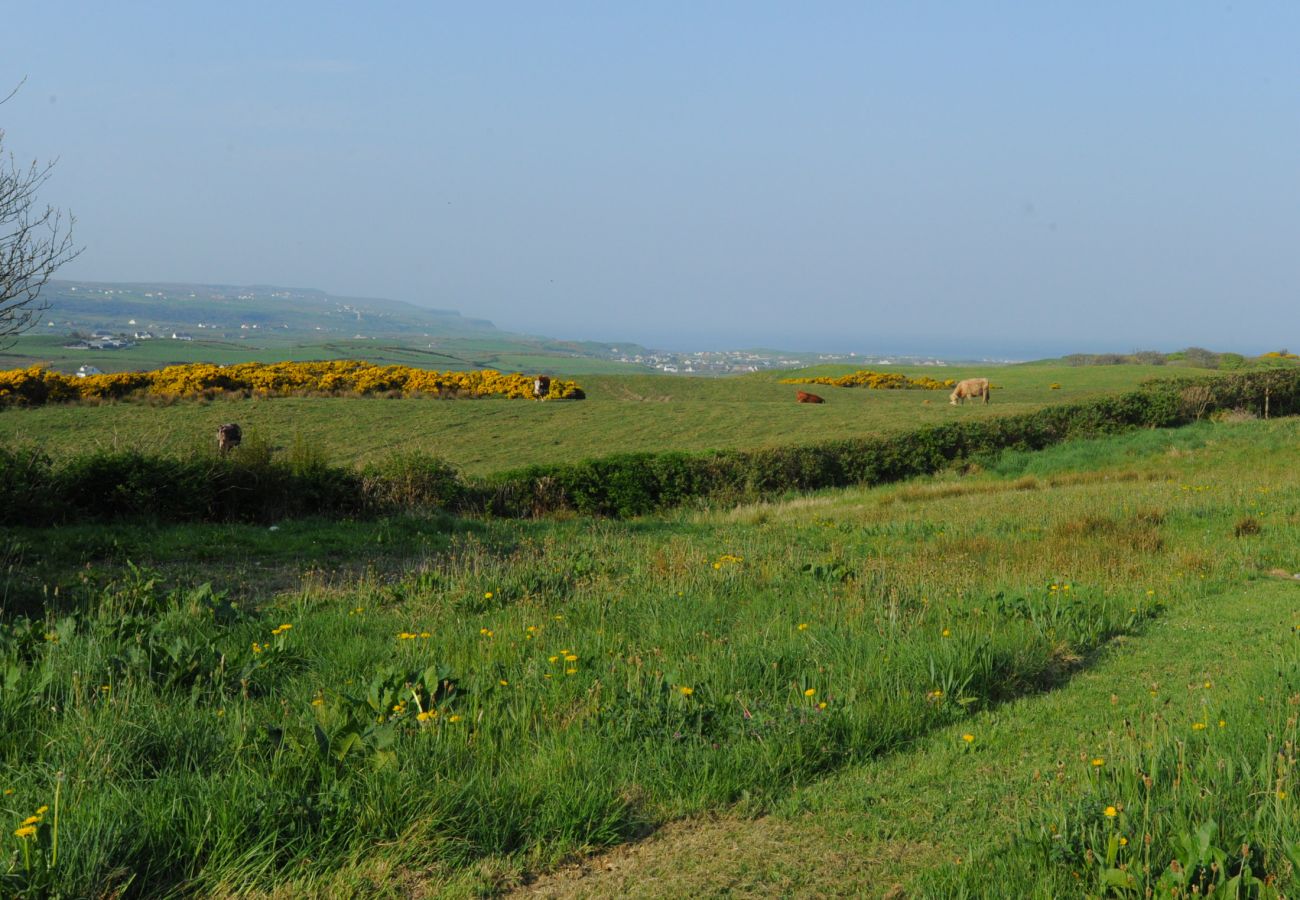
[8, 417, 1298, 893]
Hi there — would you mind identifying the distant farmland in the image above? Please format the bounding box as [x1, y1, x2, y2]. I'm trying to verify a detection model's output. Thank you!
[0, 363, 1179, 474]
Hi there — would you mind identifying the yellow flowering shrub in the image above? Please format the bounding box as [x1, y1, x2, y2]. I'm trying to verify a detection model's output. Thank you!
[780, 370, 956, 391]
[0, 361, 584, 408]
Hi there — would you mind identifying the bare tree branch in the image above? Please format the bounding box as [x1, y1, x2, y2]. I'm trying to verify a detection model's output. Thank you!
[1, 82, 83, 350]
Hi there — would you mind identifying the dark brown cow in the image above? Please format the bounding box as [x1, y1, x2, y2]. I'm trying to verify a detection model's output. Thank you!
[949, 378, 990, 405]
[795, 390, 825, 404]
[533, 375, 551, 399]
[217, 423, 242, 453]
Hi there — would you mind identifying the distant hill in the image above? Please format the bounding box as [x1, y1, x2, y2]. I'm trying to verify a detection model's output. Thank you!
[39, 280, 504, 341]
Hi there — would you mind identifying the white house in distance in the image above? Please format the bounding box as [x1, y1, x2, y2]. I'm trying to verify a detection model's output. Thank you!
[76, 365, 102, 378]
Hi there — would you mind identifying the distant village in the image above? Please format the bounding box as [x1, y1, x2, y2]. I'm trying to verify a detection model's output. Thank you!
[40, 283, 967, 376]
[604, 348, 952, 375]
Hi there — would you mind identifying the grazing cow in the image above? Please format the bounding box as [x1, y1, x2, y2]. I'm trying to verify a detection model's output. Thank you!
[533, 375, 551, 399]
[795, 390, 825, 404]
[949, 378, 991, 405]
[217, 423, 242, 453]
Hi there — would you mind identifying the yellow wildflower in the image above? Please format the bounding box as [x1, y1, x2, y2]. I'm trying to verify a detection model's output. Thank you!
[20, 815, 40, 827]
[962, 734, 974, 743]
[564, 654, 578, 662]
[484, 591, 494, 599]
[1092, 758, 1104, 767]
[1104, 806, 1117, 818]
[566, 668, 578, 675]
[499, 679, 509, 687]
[680, 686, 694, 696]
[804, 688, 816, 697]
[14, 826, 36, 839]
[797, 623, 809, 631]
[448, 715, 462, 722]
[34, 806, 47, 816]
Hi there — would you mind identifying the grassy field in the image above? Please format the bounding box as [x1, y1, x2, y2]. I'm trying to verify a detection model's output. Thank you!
[0, 363, 1182, 474]
[4, 409, 1300, 896]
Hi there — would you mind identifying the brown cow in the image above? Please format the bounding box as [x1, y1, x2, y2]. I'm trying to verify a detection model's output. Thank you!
[217, 423, 242, 453]
[533, 375, 551, 399]
[795, 390, 825, 404]
[949, 378, 990, 405]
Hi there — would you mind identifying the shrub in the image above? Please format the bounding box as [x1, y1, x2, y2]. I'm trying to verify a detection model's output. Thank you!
[780, 370, 955, 390]
[361, 452, 463, 512]
[0, 361, 585, 408]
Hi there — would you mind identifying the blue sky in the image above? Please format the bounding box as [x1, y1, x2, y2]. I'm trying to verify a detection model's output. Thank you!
[5, 3, 1299, 356]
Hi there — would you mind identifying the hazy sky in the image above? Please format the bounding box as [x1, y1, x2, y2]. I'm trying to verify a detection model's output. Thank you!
[6, 3, 1299, 356]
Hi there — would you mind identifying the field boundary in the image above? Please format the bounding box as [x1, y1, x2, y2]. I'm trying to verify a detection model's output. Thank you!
[2, 369, 1298, 524]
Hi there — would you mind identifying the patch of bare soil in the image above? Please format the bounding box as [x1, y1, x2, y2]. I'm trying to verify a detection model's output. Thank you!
[512, 814, 935, 899]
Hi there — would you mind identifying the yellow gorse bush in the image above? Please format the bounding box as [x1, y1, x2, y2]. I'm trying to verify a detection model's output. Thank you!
[780, 370, 956, 391]
[0, 361, 584, 408]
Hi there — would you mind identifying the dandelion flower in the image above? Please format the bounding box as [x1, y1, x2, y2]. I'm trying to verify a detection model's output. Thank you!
[1104, 806, 1117, 818]
[680, 686, 694, 696]
[942, 628, 951, 637]
[35, 806, 48, 816]
[804, 688, 816, 697]
[1119, 836, 1128, 847]
[548, 656, 559, 664]
[20, 815, 40, 827]
[962, 734, 974, 743]
[1219, 720, 1226, 728]
[448, 715, 462, 722]
[1192, 722, 1207, 731]
[311, 698, 324, 707]
[566, 668, 578, 675]
[817, 702, 827, 710]
[417, 710, 435, 722]
[484, 591, 494, 599]
[499, 679, 509, 686]
[564, 654, 578, 662]
[797, 623, 809, 631]
[1092, 758, 1104, 767]
[13, 825, 36, 838]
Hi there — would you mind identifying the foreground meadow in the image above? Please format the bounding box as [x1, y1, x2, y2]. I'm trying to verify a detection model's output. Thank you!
[4, 415, 1300, 896]
[0, 363, 1175, 474]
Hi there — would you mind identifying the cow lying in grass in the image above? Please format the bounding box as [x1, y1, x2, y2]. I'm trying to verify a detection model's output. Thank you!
[795, 390, 825, 404]
[949, 378, 990, 405]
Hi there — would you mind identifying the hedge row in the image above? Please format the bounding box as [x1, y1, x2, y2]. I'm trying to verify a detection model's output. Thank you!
[2, 370, 1297, 525]
[0, 361, 585, 407]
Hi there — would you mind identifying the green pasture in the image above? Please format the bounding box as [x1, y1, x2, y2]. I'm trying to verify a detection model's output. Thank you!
[4, 415, 1300, 895]
[0, 363, 1180, 474]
